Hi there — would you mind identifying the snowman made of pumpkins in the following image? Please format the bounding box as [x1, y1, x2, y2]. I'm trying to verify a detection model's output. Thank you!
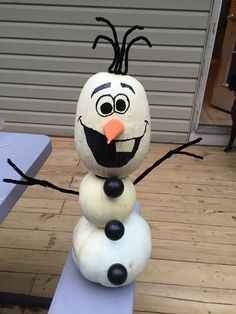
[3, 17, 202, 289]
[72, 17, 152, 287]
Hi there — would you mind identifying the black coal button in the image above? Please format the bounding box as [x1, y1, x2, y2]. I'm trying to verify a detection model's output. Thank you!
[105, 220, 125, 241]
[103, 177, 124, 198]
[107, 263, 127, 285]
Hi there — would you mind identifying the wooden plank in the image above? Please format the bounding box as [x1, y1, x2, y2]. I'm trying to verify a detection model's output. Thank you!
[152, 239, 236, 265]
[135, 181, 236, 199]
[137, 192, 236, 212]
[136, 158, 236, 172]
[13, 198, 63, 214]
[134, 166, 236, 185]
[150, 221, 236, 245]
[0, 228, 53, 250]
[134, 312, 163, 314]
[61, 193, 236, 217]
[144, 208, 236, 228]
[41, 158, 78, 168]
[23, 174, 72, 189]
[0, 39, 204, 62]
[136, 281, 236, 305]
[140, 200, 235, 222]
[47, 231, 73, 252]
[142, 150, 236, 168]
[1, 212, 78, 232]
[39, 165, 78, 176]
[0, 23, 206, 46]
[0, 55, 200, 78]
[134, 292, 236, 314]
[0, 70, 197, 92]
[139, 259, 236, 289]
[0, 0, 212, 11]
[135, 282, 236, 313]
[61, 200, 81, 215]
[0, 5, 209, 29]
[135, 172, 236, 188]
[0, 248, 67, 274]
[136, 172, 236, 189]
[0, 306, 48, 313]
[40, 161, 78, 171]
[20, 185, 78, 201]
[24, 309, 48, 314]
[50, 137, 76, 149]
[146, 142, 236, 158]
[0, 271, 36, 294]
[0, 305, 25, 314]
[30, 274, 60, 298]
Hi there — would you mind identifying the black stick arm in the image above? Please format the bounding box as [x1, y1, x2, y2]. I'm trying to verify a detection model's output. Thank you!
[133, 137, 203, 185]
[3, 158, 79, 196]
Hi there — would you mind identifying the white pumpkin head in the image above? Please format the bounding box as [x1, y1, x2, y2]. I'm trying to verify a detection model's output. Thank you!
[74, 72, 150, 178]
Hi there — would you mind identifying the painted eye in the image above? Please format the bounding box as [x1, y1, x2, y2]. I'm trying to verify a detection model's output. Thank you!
[96, 95, 114, 117]
[115, 94, 130, 114]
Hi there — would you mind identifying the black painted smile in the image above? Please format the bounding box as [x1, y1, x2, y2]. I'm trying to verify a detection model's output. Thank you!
[78, 116, 148, 168]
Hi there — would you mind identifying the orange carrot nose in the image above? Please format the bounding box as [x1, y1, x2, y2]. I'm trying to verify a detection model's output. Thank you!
[103, 119, 124, 144]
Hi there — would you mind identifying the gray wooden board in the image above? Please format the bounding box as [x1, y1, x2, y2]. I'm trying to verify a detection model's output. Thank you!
[0, 87, 194, 105]
[49, 204, 141, 314]
[0, 55, 200, 78]
[0, 23, 206, 46]
[0, 0, 212, 11]
[0, 39, 204, 62]
[0, 6, 209, 29]
[0, 69, 197, 92]
[2, 123, 188, 143]
[0, 111, 190, 132]
[0, 132, 51, 222]
[0, 102, 192, 119]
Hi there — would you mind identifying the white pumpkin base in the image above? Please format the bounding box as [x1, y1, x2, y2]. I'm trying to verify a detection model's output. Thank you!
[72, 211, 152, 287]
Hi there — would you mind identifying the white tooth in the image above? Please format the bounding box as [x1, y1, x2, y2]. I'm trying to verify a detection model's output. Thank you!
[116, 139, 135, 152]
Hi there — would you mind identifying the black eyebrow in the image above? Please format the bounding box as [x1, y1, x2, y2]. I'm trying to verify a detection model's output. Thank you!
[91, 82, 111, 98]
[120, 82, 135, 94]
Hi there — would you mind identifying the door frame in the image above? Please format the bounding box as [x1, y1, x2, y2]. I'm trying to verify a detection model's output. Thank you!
[189, 0, 223, 142]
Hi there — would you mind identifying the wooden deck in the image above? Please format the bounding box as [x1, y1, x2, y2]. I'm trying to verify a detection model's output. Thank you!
[1, 137, 236, 314]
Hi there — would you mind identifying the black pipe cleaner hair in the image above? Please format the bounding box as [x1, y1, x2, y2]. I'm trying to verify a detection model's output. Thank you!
[92, 17, 152, 75]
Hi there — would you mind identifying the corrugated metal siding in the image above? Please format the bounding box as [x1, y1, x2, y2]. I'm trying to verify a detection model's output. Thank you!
[0, 0, 213, 143]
